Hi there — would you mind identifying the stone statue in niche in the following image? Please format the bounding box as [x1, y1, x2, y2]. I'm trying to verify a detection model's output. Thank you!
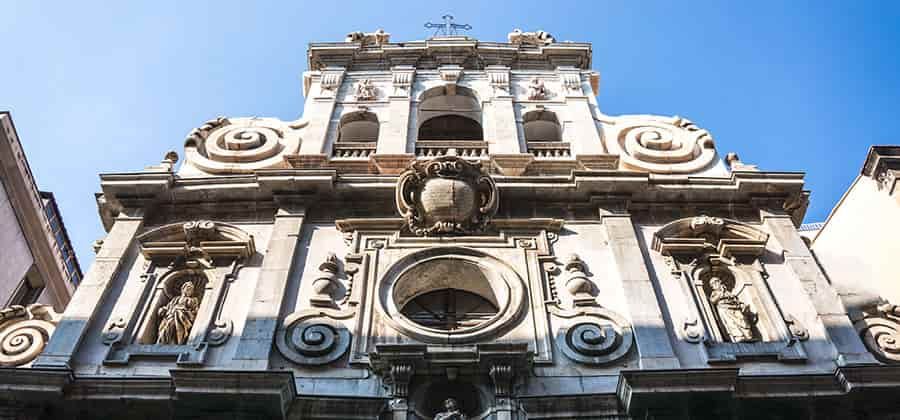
[708, 276, 757, 343]
[434, 398, 466, 420]
[355, 78, 377, 101]
[156, 281, 200, 345]
[527, 77, 549, 100]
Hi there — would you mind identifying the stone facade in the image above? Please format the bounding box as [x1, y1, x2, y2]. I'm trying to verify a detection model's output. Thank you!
[1, 33, 899, 420]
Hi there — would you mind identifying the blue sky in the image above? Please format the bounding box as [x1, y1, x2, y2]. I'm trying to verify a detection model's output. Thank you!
[2, 1, 899, 268]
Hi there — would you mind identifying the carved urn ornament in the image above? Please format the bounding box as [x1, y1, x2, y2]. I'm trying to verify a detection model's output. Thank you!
[396, 155, 498, 236]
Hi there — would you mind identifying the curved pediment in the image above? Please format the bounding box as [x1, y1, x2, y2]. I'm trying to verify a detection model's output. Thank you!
[138, 220, 255, 259]
[651, 215, 769, 257]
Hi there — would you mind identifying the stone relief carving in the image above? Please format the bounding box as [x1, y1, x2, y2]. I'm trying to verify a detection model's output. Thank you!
[355, 78, 378, 101]
[0, 304, 60, 367]
[391, 66, 415, 96]
[855, 302, 900, 363]
[507, 29, 555, 45]
[183, 116, 300, 174]
[396, 155, 498, 236]
[434, 398, 466, 420]
[439, 65, 463, 84]
[276, 310, 352, 365]
[156, 281, 200, 345]
[345, 28, 390, 45]
[707, 275, 758, 343]
[551, 308, 634, 366]
[682, 317, 704, 344]
[319, 69, 345, 93]
[876, 168, 897, 192]
[612, 115, 718, 174]
[563, 75, 581, 94]
[487, 66, 510, 94]
[527, 77, 550, 100]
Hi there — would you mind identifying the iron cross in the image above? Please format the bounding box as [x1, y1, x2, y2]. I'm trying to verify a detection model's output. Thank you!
[424, 14, 472, 37]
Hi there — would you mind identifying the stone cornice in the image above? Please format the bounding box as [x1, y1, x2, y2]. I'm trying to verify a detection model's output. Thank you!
[617, 366, 900, 415]
[96, 169, 808, 227]
[307, 38, 592, 71]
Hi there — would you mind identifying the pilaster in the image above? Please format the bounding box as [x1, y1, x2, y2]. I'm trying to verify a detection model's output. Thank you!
[297, 67, 345, 159]
[231, 199, 307, 369]
[33, 207, 145, 369]
[599, 204, 680, 369]
[377, 66, 414, 156]
[560, 67, 604, 156]
[760, 208, 877, 365]
[486, 66, 521, 155]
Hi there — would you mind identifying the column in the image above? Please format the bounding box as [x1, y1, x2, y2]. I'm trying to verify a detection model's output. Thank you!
[600, 206, 680, 369]
[231, 201, 307, 369]
[33, 208, 145, 369]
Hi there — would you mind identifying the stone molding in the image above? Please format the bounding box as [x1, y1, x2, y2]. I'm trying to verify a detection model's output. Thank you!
[307, 38, 591, 72]
[96, 168, 809, 227]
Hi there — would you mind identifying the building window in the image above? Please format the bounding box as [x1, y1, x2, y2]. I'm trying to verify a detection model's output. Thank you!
[9, 269, 42, 306]
[400, 288, 499, 331]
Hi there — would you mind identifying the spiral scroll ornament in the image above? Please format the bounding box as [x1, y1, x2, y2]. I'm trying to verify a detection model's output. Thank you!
[183, 117, 300, 174]
[0, 304, 60, 367]
[614, 116, 718, 174]
[856, 308, 900, 363]
[276, 312, 351, 365]
[558, 313, 633, 365]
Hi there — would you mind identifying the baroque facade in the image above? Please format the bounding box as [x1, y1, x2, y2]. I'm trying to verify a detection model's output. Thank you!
[1, 30, 899, 419]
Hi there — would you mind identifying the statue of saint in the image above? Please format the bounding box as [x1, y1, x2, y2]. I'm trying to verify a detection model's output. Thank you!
[527, 77, 549, 100]
[156, 281, 200, 345]
[434, 398, 466, 420]
[708, 276, 757, 342]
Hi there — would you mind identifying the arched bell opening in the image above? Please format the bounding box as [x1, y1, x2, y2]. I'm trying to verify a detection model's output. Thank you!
[337, 111, 379, 142]
[417, 85, 484, 141]
[523, 110, 561, 142]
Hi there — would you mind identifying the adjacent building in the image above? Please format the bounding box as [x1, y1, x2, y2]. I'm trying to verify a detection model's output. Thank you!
[0, 31, 898, 419]
[0, 111, 80, 311]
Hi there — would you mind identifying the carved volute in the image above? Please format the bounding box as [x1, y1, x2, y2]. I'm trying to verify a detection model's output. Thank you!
[396, 155, 498, 236]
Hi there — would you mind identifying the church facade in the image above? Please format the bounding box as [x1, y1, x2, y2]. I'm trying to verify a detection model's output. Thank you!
[1, 30, 899, 420]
